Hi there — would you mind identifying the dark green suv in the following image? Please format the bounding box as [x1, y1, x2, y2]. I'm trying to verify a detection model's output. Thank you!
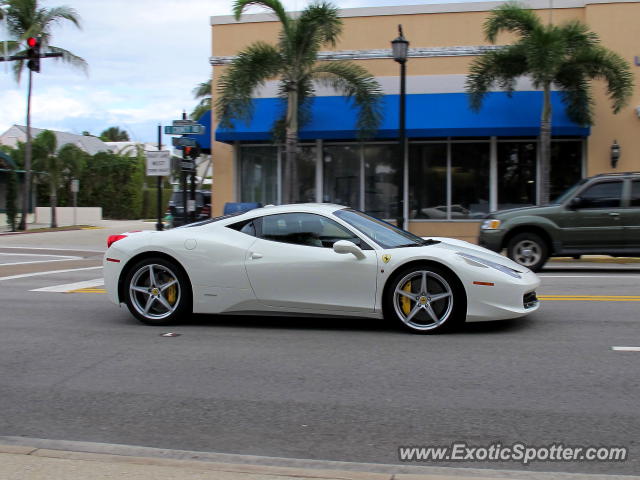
[478, 172, 640, 271]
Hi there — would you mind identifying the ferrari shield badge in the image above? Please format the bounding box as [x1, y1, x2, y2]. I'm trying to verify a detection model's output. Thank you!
[382, 254, 392, 264]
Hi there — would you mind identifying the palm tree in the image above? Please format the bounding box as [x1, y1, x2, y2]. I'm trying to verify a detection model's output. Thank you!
[100, 126, 130, 142]
[3, 0, 86, 229]
[32, 130, 61, 227]
[191, 79, 212, 120]
[465, 1, 633, 204]
[216, 0, 382, 204]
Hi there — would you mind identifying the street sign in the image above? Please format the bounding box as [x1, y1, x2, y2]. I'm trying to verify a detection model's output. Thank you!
[70, 179, 79, 193]
[173, 119, 196, 126]
[145, 150, 172, 176]
[172, 137, 198, 147]
[180, 160, 195, 171]
[164, 124, 205, 135]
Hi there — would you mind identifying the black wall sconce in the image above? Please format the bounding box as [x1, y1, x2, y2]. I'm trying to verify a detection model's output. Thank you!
[610, 140, 620, 169]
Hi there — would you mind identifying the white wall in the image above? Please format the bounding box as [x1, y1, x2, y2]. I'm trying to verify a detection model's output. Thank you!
[35, 207, 102, 226]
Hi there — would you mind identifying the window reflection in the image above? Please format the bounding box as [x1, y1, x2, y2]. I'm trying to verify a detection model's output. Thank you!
[451, 143, 490, 219]
[364, 144, 400, 219]
[240, 146, 278, 205]
[287, 145, 316, 203]
[409, 144, 447, 219]
[323, 145, 360, 209]
[498, 142, 537, 209]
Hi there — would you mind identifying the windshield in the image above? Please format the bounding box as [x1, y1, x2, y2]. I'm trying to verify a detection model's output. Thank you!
[334, 209, 431, 249]
[552, 178, 588, 204]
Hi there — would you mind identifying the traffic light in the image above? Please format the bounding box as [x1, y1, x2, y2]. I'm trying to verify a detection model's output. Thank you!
[183, 145, 200, 160]
[26, 37, 41, 73]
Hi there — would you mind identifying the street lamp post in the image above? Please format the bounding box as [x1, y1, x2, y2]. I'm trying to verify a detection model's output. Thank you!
[392, 25, 409, 230]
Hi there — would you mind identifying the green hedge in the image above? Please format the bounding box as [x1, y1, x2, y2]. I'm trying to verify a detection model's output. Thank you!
[141, 187, 174, 220]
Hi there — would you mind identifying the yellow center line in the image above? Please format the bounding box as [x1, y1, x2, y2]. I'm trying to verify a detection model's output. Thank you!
[539, 295, 640, 302]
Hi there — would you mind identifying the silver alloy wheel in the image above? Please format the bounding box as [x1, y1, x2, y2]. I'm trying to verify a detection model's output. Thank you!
[512, 239, 542, 267]
[129, 264, 181, 320]
[393, 270, 453, 331]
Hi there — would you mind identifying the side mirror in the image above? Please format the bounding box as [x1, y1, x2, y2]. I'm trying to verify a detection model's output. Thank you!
[333, 240, 365, 260]
[568, 197, 583, 210]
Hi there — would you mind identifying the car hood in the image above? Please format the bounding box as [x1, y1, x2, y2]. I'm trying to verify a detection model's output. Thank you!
[488, 204, 560, 218]
[423, 237, 528, 272]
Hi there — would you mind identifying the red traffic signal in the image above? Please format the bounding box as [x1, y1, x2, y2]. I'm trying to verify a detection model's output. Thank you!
[26, 36, 41, 72]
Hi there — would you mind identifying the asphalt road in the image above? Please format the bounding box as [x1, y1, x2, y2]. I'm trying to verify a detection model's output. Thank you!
[0, 237, 639, 476]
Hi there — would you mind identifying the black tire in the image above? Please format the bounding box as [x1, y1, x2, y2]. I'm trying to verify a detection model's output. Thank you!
[123, 257, 192, 326]
[506, 232, 549, 272]
[383, 263, 466, 334]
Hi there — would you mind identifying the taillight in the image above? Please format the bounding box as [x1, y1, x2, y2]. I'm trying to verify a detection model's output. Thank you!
[107, 234, 127, 248]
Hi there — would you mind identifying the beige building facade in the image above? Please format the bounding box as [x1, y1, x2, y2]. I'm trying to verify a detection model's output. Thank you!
[209, 0, 640, 242]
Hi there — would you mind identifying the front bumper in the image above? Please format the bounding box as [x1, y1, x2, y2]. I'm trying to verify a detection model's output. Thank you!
[477, 229, 504, 253]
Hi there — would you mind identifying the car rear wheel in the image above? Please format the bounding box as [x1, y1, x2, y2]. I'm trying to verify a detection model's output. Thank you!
[507, 232, 549, 272]
[384, 264, 466, 333]
[124, 257, 192, 326]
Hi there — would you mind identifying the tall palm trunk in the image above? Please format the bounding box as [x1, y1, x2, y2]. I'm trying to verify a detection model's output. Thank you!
[18, 69, 33, 230]
[283, 85, 299, 204]
[539, 84, 552, 205]
[49, 177, 57, 228]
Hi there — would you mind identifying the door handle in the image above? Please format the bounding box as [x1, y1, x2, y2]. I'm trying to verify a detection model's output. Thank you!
[250, 252, 263, 260]
[609, 212, 620, 218]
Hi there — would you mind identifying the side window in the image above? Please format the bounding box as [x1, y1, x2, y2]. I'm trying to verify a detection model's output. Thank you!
[260, 213, 367, 249]
[577, 181, 623, 209]
[631, 180, 640, 207]
[227, 219, 257, 237]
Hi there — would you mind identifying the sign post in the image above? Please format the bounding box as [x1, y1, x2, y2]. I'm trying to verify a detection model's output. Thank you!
[146, 141, 171, 231]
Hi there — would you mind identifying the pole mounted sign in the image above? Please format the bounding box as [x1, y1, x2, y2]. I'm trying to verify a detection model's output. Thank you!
[164, 124, 205, 135]
[145, 150, 171, 176]
[172, 137, 198, 147]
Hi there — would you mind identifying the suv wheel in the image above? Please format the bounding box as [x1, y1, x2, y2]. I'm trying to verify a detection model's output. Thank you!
[507, 233, 549, 272]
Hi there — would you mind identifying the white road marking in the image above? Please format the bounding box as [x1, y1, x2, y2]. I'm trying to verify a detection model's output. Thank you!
[611, 346, 640, 352]
[539, 275, 640, 278]
[0, 258, 82, 266]
[0, 252, 80, 258]
[31, 278, 104, 292]
[0, 266, 103, 282]
[0, 246, 104, 253]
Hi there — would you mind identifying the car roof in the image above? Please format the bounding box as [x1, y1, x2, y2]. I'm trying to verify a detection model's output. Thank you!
[216, 203, 348, 224]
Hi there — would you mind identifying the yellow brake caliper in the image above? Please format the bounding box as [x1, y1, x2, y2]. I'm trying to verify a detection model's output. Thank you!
[401, 281, 412, 315]
[166, 284, 177, 305]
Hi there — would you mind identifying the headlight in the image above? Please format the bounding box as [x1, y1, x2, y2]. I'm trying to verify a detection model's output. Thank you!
[481, 219, 501, 230]
[457, 252, 522, 278]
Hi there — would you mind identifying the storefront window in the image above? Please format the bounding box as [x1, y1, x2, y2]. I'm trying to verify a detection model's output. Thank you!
[364, 144, 400, 219]
[409, 143, 447, 219]
[286, 145, 316, 203]
[323, 145, 360, 209]
[451, 143, 490, 219]
[497, 141, 537, 209]
[240, 146, 278, 205]
[550, 141, 582, 201]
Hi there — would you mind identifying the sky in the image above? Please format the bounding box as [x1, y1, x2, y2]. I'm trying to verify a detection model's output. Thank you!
[0, 0, 481, 144]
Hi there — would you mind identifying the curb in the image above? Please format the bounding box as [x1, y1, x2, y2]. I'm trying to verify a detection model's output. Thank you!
[0, 438, 638, 480]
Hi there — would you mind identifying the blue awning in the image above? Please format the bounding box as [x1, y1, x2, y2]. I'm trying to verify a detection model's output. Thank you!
[215, 91, 589, 142]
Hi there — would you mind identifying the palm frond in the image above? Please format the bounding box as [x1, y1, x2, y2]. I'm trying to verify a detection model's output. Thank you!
[215, 41, 284, 128]
[41, 6, 81, 29]
[190, 98, 211, 121]
[312, 61, 382, 138]
[296, 1, 341, 48]
[560, 20, 599, 53]
[46, 45, 88, 74]
[233, 0, 290, 31]
[554, 64, 593, 125]
[465, 44, 528, 110]
[192, 80, 212, 99]
[571, 46, 634, 113]
[484, 1, 541, 43]
[521, 27, 565, 87]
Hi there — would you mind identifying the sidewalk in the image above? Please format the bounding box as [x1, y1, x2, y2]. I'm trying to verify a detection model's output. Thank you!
[1, 441, 638, 480]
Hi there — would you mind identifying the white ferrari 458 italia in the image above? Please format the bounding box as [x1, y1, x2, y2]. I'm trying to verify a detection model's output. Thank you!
[104, 204, 540, 333]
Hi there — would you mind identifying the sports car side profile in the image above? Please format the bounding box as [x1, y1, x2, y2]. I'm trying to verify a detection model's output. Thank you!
[103, 204, 540, 333]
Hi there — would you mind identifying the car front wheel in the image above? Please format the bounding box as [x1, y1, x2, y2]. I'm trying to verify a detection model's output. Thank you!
[506, 232, 549, 272]
[384, 264, 466, 333]
[124, 257, 192, 326]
